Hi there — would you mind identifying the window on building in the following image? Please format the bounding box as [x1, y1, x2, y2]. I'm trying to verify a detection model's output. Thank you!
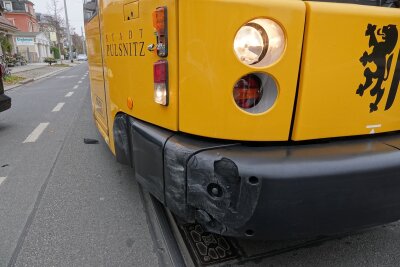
[28, 21, 33, 32]
[8, 18, 15, 25]
[3, 1, 12, 11]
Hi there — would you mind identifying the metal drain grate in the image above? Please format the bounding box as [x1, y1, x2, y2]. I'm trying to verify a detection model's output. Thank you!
[179, 223, 239, 266]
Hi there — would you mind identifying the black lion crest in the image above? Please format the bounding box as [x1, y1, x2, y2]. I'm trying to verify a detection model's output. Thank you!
[356, 24, 398, 112]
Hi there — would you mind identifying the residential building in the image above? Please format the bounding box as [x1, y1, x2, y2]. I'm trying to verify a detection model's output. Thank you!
[2, 0, 50, 62]
[0, 2, 18, 55]
[36, 12, 58, 46]
[2, 0, 38, 32]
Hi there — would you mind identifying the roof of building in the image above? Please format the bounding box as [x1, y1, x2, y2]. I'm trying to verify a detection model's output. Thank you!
[0, 2, 17, 32]
[9, 0, 34, 12]
[36, 13, 52, 23]
[0, 16, 18, 32]
[14, 31, 40, 37]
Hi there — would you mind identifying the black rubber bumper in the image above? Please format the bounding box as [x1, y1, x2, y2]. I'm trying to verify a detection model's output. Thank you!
[114, 115, 400, 239]
[0, 94, 11, 112]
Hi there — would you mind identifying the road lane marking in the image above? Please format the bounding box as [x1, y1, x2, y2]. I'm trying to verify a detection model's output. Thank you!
[73, 85, 79, 89]
[56, 75, 78, 79]
[367, 124, 382, 129]
[23, 123, 49, 143]
[0, 177, 6, 187]
[65, 92, 74, 97]
[81, 77, 85, 80]
[52, 102, 65, 112]
[367, 124, 382, 134]
[78, 81, 82, 84]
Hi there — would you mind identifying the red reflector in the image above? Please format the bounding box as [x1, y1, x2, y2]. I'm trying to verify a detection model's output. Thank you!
[154, 60, 167, 83]
[233, 74, 263, 109]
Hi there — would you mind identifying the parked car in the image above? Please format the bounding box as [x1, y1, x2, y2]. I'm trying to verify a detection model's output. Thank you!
[77, 54, 88, 61]
[0, 72, 11, 113]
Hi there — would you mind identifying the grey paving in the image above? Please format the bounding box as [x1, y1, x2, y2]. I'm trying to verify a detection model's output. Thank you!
[0, 64, 159, 266]
[10, 63, 48, 74]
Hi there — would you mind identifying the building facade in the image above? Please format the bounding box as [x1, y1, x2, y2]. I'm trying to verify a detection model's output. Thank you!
[3, 0, 38, 32]
[2, 0, 50, 62]
[15, 32, 50, 62]
[0, 3, 18, 55]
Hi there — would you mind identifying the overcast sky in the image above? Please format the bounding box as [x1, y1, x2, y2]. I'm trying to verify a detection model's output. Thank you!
[32, 0, 84, 35]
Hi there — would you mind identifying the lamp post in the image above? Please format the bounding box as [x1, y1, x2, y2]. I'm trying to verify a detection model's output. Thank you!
[63, 0, 73, 62]
[81, 27, 86, 55]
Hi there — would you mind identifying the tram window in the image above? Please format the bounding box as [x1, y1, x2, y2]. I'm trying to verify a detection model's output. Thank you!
[84, 0, 97, 22]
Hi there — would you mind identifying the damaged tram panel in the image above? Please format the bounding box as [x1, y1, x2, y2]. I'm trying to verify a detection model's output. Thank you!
[86, 0, 400, 239]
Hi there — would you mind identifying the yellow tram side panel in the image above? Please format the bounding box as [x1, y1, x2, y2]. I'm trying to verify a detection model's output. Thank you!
[99, 0, 179, 152]
[292, 2, 400, 140]
[178, 0, 306, 141]
[86, 13, 110, 145]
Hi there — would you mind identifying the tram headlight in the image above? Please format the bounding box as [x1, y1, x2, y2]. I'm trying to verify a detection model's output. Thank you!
[234, 19, 285, 67]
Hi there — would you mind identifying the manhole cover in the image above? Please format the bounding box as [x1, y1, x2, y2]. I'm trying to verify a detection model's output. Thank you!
[179, 223, 239, 266]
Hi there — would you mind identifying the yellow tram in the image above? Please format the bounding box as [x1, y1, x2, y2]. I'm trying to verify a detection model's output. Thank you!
[84, 0, 400, 239]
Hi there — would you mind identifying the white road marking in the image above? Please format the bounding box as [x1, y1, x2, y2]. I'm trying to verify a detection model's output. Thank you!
[73, 85, 79, 89]
[81, 77, 85, 80]
[366, 124, 382, 129]
[23, 123, 50, 143]
[78, 81, 82, 84]
[56, 75, 78, 79]
[0, 177, 6, 187]
[367, 124, 382, 134]
[52, 102, 65, 112]
[65, 92, 74, 97]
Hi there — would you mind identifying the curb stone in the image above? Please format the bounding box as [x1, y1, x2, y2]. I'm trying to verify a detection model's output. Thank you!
[19, 78, 34, 84]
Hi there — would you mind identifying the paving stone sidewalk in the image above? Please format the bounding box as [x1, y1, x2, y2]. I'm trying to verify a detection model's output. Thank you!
[4, 65, 71, 91]
[9, 63, 49, 74]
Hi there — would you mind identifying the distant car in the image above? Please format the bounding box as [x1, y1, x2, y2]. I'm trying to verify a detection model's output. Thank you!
[0, 72, 11, 113]
[77, 54, 88, 61]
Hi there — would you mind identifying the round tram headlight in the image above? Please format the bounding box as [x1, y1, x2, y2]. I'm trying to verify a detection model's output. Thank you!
[234, 19, 285, 67]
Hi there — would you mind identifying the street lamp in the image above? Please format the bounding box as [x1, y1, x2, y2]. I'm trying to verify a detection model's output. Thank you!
[63, 0, 73, 63]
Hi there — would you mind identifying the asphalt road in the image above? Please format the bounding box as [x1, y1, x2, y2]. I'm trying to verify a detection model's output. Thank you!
[1, 63, 400, 267]
[0, 64, 158, 266]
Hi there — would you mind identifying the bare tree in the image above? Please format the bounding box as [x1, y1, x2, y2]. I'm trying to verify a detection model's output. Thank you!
[71, 32, 84, 54]
[47, 0, 65, 61]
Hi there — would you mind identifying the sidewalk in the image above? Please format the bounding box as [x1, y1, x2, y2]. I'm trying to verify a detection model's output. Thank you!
[10, 63, 49, 74]
[4, 62, 82, 91]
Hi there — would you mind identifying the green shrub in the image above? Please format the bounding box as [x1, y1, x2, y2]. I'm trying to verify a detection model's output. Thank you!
[50, 47, 60, 59]
[44, 57, 57, 65]
[0, 37, 12, 54]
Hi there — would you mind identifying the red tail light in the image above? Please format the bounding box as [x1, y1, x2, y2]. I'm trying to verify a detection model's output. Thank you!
[154, 60, 167, 83]
[233, 74, 263, 109]
[154, 60, 168, 106]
